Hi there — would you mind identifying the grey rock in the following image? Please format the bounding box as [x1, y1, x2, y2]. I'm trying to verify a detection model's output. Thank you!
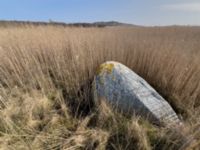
[93, 61, 181, 126]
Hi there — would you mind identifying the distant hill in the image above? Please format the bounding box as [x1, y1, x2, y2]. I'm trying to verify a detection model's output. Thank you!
[0, 20, 136, 28]
[93, 21, 134, 27]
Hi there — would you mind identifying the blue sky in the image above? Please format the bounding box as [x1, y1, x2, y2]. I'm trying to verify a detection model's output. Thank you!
[0, 0, 200, 25]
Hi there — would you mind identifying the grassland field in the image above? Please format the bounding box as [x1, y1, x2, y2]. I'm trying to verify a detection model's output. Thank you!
[0, 24, 199, 149]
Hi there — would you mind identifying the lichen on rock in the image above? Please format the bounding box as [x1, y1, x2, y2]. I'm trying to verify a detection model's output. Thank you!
[97, 63, 114, 75]
[93, 61, 181, 126]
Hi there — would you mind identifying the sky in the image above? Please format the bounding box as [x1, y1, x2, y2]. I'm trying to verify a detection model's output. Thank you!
[0, 0, 200, 26]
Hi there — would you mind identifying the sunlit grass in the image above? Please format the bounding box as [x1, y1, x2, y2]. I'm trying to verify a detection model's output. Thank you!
[0, 25, 199, 149]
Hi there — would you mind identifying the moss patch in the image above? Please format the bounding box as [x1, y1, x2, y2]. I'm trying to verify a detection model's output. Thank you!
[96, 63, 114, 75]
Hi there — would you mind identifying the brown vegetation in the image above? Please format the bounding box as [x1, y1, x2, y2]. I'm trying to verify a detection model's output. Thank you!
[0, 25, 199, 149]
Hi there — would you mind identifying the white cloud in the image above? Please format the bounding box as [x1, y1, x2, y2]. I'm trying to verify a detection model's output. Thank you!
[163, 3, 200, 12]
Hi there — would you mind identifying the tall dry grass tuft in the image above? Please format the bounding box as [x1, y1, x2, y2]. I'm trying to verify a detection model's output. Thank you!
[0, 25, 199, 149]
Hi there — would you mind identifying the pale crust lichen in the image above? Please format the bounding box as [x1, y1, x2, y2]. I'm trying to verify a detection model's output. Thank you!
[96, 63, 114, 75]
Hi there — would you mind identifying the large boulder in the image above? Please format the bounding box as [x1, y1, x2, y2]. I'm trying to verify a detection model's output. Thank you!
[93, 61, 181, 126]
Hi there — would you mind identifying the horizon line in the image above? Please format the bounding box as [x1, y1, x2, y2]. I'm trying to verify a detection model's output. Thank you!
[0, 19, 200, 27]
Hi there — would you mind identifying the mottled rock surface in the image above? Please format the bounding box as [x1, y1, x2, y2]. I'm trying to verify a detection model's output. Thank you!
[93, 61, 181, 125]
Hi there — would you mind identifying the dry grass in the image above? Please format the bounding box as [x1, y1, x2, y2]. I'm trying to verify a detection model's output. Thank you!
[0, 25, 199, 149]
